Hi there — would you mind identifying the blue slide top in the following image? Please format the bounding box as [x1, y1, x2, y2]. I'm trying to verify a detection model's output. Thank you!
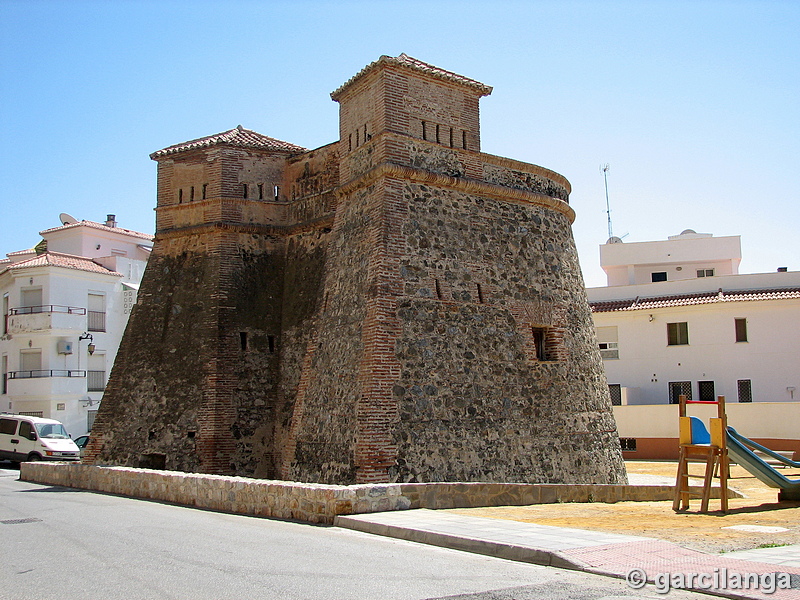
[726, 427, 800, 491]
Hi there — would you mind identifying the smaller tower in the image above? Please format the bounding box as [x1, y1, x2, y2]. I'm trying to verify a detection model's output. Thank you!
[86, 127, 306, 475]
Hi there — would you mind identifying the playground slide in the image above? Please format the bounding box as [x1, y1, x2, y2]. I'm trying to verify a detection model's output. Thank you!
[726, 427, 800, 500]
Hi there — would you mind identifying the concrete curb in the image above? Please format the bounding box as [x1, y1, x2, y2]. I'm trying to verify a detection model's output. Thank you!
[334, 514, 588, 570]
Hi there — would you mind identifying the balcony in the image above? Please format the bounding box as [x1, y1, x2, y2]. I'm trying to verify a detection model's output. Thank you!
[6, 370, 87, 396]
[7, 305, 86, 335]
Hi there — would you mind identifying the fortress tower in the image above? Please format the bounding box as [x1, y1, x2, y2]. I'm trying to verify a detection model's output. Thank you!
[87, 55, 626, 485]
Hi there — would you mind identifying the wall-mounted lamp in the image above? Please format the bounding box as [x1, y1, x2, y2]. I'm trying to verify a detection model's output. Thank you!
[789, 387, 796, 400]
[80, 398, 96, 408]
[79, 332, 95, 355]
[648, 314, 655, 322]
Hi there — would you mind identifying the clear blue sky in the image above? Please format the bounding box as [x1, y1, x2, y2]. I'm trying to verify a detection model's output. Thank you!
[1, 0, 797, 287]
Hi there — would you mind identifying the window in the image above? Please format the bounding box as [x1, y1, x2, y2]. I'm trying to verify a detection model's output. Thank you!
[651, 272, 667, 282]
[531, 327, 547, 361]
[669, 381, 692, 404]
[620, 438, 637, 451]
[738, 379, 753, 403]
[87, 353, 106, 392]
[20, 350, 42, 375]
[0, 417, 17, 435]
[596, 326, 619, 359]
[3, 293, 8, 335]
[1, 355, 7, 394]
[735, 318, 748, 343]
[88, 293, 106, 332]
[18, 420, 35, 440]
[21, 287, 43, 312]
[698, 380, 715, 402]
[608, 384, 622, 406]
[667, 322, 689, 346]
[697, 269, 715, 278]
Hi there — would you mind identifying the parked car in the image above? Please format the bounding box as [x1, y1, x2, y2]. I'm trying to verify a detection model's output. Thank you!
[74, 435, 90, 459]
[0, 414, 81, 463]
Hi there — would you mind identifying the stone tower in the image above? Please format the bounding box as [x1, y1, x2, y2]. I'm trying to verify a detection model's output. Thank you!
[87, 54, 627, 486]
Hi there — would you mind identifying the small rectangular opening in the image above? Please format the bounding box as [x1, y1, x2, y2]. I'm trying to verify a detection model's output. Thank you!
[531, 327, 546, 361]
[258, 183, 264, 200]
[735, 318, 748, 342]
[240, 332, 248, 351]
[434, 279, 442, 300]
[274, 185, 280, 201]
[422, 121, 427, 141]
[242, 183, 248, 199]
[139, 453, 166, 470]
[476, 283, 484, 304]
[268, 335, 275, 354]
[202, 183, 208, 199]
[620, 438, 637, 452]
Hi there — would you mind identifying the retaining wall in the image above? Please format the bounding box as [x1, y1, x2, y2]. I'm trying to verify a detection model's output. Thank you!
[21, 462, 699, 525]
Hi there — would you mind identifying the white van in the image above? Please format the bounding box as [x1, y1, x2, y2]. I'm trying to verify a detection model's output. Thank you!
[0, 414, 81, 463]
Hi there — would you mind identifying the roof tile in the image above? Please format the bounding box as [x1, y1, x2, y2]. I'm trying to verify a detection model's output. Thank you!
[0, 252, 122, 277]
[150, 125, 308, 159]
[331, 53, 493, 100]
[591, 288, 800, 313]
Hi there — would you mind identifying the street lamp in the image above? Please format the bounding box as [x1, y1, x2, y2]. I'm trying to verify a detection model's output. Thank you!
[79, 332, 95, 355]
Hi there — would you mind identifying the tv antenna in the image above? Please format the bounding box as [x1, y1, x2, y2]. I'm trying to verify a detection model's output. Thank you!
[601, 163, 613, 240]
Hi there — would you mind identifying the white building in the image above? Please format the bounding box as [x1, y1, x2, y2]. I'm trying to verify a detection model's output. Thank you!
[587, 230, 800, 458]
[1, 215, 152, 437]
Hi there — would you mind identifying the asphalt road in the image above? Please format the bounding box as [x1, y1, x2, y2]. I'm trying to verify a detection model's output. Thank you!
[0, 465, 710, 600]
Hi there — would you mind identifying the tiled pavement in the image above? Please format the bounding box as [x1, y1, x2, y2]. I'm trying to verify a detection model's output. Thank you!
[336, 509, 800, 600]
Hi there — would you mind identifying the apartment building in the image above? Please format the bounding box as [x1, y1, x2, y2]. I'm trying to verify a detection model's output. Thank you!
[587, 230, 800, 457]
[1, 214, 151, 437]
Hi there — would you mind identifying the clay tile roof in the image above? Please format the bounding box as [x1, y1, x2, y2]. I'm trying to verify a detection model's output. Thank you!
[0, 251, 122, 277]
[40, 220, 153, 241]
[590, 288, 800, 313]
[331, 53, 493, 101]
[150, 125, 308, 160]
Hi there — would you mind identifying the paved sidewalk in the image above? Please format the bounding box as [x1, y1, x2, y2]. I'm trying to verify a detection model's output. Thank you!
[335, 509, 800, 600]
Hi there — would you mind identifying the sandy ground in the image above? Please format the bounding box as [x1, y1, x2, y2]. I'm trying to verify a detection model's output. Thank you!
[447, 461, 800, 554]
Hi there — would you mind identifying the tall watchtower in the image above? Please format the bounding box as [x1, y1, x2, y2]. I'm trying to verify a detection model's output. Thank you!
[88, 55, 626, 487]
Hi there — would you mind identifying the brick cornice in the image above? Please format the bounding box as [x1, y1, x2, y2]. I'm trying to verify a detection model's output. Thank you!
[336, 162, 576, 223]
[155, 215, 335, 240]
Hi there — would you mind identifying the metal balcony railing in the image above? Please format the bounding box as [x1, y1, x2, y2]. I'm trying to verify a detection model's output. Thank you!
[8, 370, 87, 379]
[10, 305, 86, 315]
[87, 311, 106, 332]
[87, 370, 107, 392]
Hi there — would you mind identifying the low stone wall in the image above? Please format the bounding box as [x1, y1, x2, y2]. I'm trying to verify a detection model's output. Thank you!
[20, 463, 723, 524]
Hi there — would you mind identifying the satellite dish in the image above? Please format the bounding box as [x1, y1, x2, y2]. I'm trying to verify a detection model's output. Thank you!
[606, 236, 624, 244]
[59, 213, 78, 225]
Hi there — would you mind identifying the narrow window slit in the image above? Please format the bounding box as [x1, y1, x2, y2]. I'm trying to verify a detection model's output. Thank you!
[178, 189, 183, 204]
[476, 283, 484, 304]
[434, 279, 442, 300]
[242, 184, 248, 199]
[202, 183, 207, 199]
[190, 186, 194, 202]
[240, 332, 248, 351]
[258, 183, 264, 200]
[268, 335, 275, 354]
[274, 185, 280, 201]
[436, 124, 440, 143]
[421, 121, 427, 140]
